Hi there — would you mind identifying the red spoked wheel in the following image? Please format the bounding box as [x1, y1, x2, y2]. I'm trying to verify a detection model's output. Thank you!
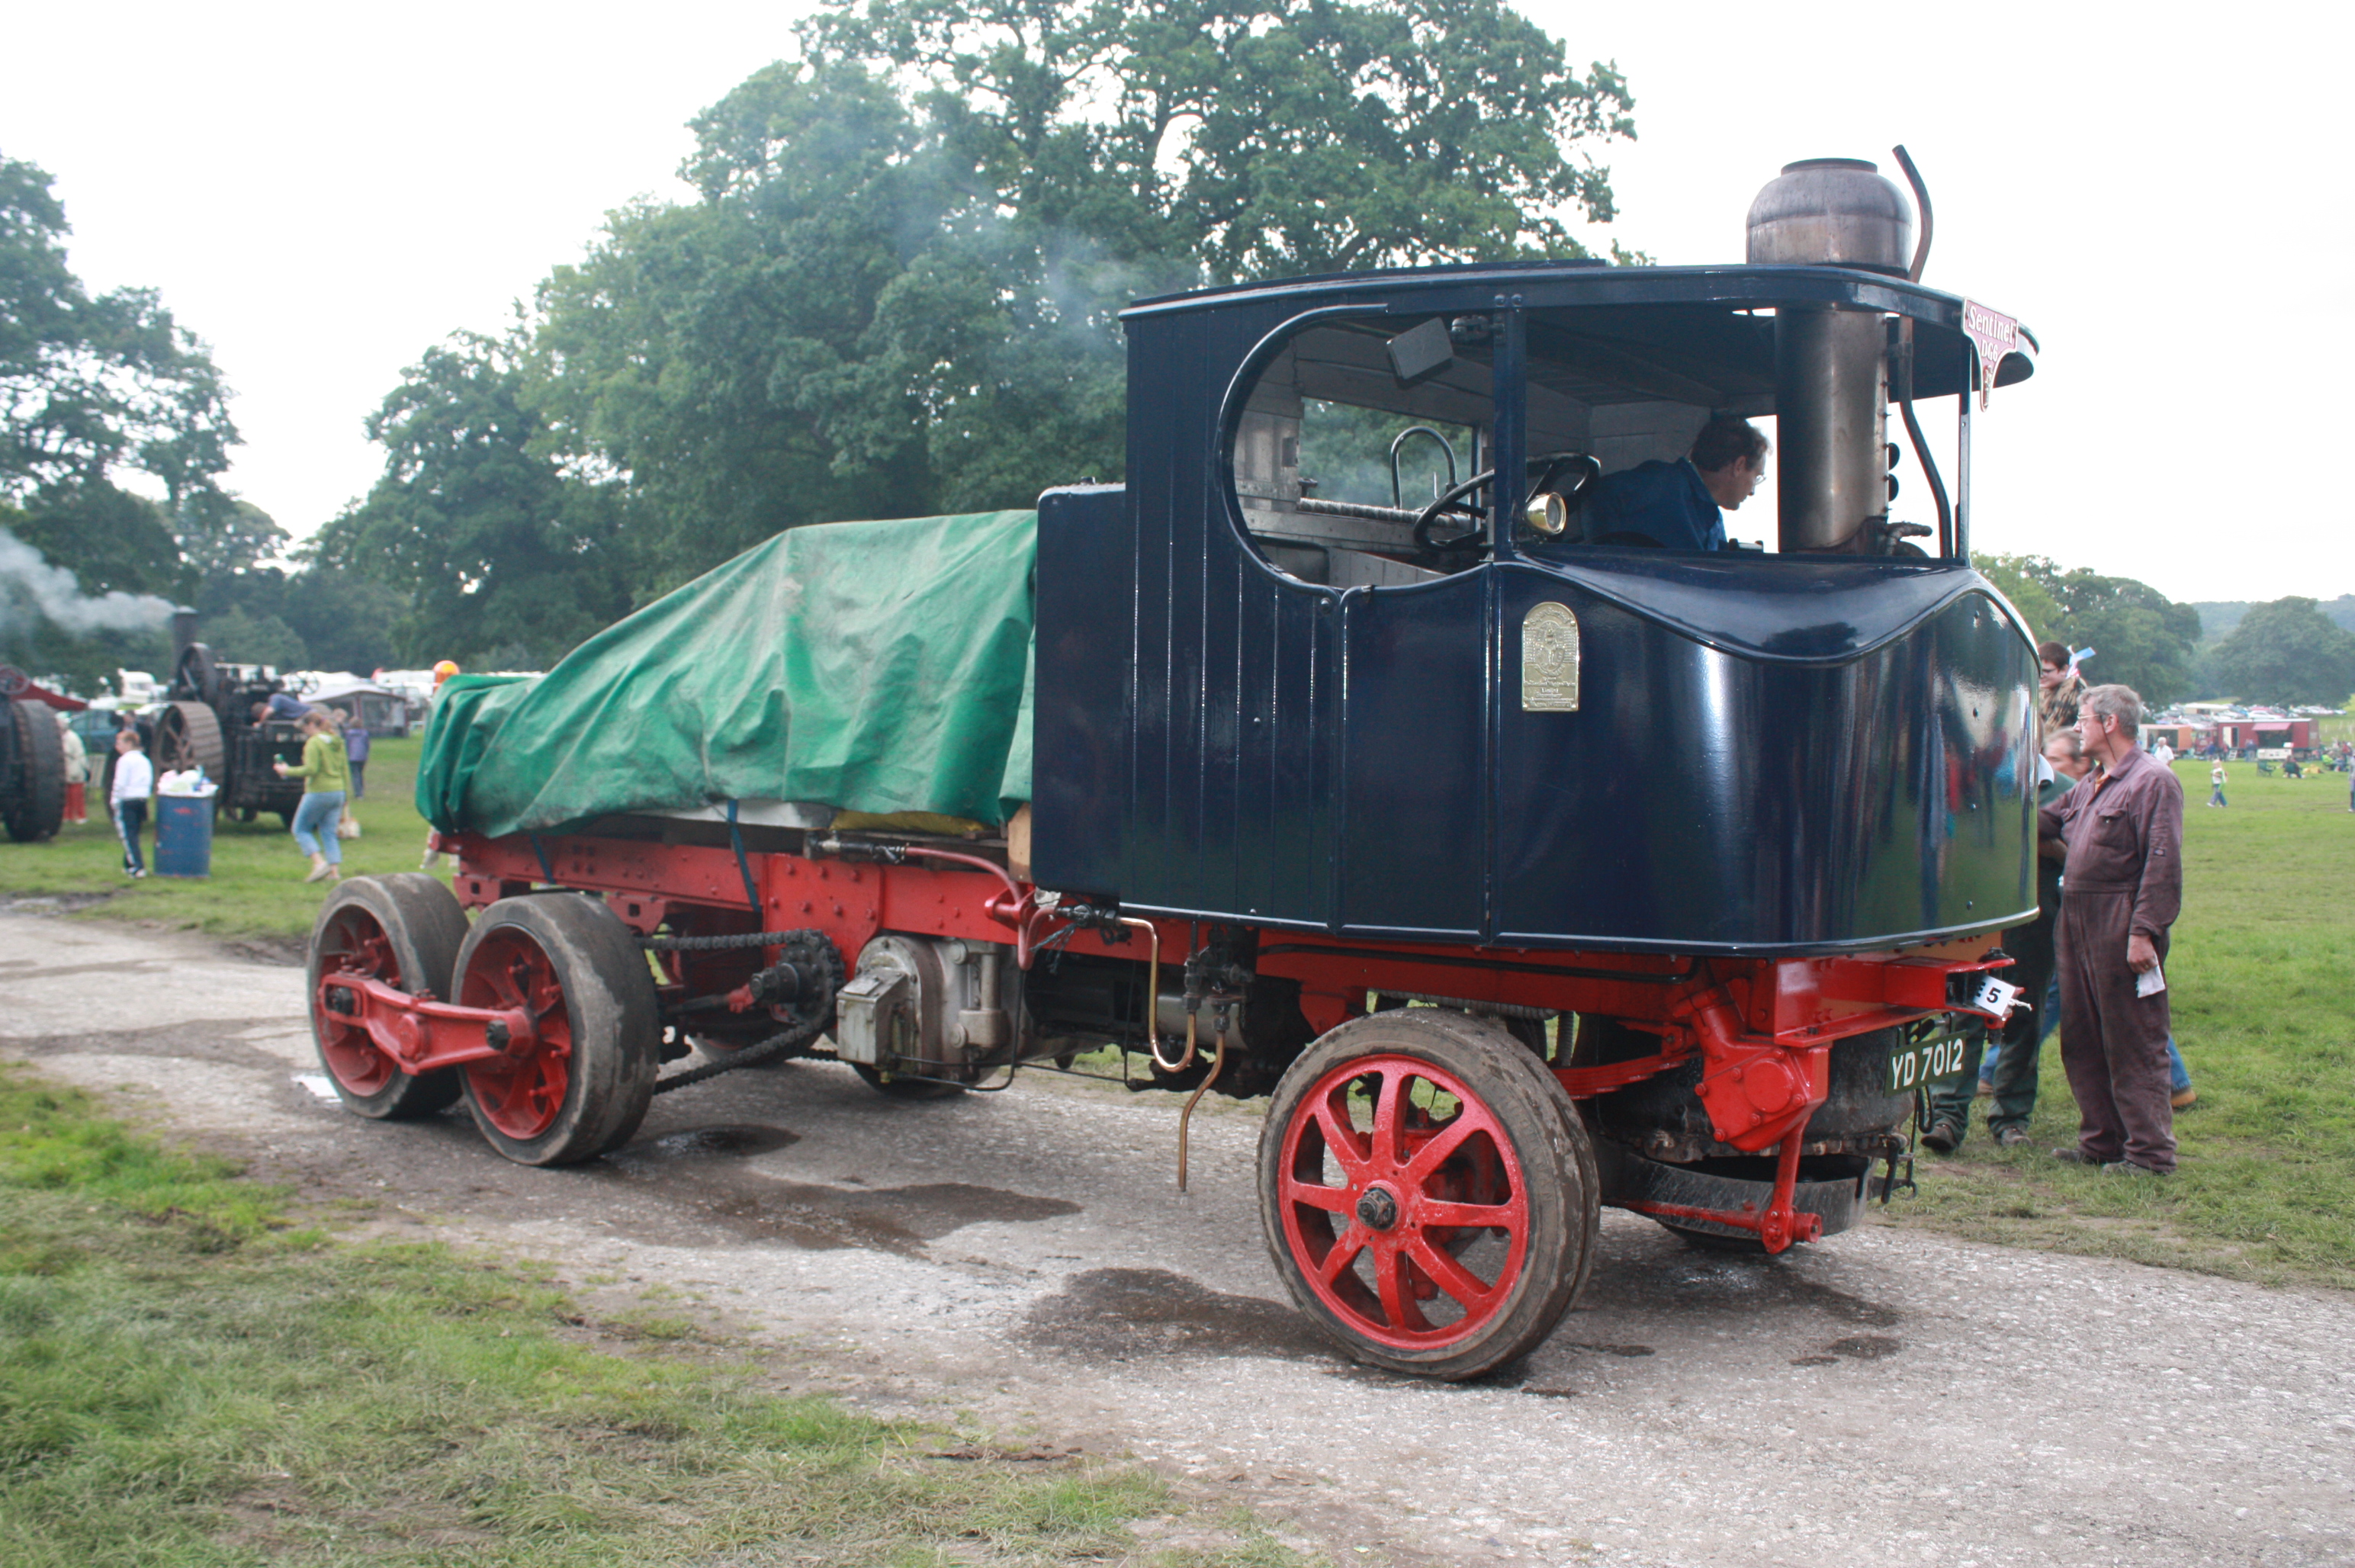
[452, 894, 657, 1165]
[459, 925, 573, 1140]
[307, 874, 467, 1119]
[1258, 1009, 1596, 1379]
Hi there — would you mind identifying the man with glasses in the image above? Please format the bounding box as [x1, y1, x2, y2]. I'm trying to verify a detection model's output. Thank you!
[1581, 415, 1767, 551]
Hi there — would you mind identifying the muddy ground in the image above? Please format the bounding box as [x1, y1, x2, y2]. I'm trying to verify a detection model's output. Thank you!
[3, 907, 2350, 1566]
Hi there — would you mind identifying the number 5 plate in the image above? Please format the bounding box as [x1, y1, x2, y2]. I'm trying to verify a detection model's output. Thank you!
[1888, 1034, 1971, 1093]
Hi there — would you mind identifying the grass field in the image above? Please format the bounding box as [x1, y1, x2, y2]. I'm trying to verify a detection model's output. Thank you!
[0, 735, 448, 940]
[1884, 758, 2355, 1290]
[0, 1068, 1306, 1566]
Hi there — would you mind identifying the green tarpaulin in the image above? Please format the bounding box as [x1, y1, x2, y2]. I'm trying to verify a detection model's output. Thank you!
[415, 511, 1036, 839]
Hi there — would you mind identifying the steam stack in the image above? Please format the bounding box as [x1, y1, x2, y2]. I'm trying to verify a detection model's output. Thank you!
[1747, 159, 1913, 554]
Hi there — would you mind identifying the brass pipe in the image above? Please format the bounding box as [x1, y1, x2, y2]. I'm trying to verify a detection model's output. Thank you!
[1116, 916, 1165, 1060]
[1175, 1016, 1231, 1194]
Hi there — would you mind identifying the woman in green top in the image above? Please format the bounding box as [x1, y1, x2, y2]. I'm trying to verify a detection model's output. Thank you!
[275, 709, 351, 883]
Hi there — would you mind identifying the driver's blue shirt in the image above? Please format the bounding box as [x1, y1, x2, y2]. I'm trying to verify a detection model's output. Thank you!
[1582, 458, 1726, 551]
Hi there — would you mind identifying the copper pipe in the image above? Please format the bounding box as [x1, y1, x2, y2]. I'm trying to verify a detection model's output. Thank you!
[1175, 1016, 1230, 1193]
[1114, 917, 1174, 1071]
[889, 843, 1024, 909]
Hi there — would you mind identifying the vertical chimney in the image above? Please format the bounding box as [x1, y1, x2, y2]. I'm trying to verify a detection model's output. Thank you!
[1747, 160, 1912, 553]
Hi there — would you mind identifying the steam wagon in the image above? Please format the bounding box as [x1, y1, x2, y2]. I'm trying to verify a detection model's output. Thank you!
[308, 157, 2041, 1377]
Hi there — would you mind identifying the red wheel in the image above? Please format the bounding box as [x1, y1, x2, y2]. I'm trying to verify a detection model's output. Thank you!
[307, 875, 467, 1119]
[1258, 1009, 1595, 1379]
[453, 895, 657, 1165]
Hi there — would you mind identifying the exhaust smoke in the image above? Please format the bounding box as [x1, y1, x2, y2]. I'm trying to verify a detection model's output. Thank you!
[0, 528, 178, 638]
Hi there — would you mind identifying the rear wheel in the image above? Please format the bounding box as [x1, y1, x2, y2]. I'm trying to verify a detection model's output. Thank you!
[151, 701, 225, 777]
[454, 894, 657, 1165]
[307, 874, 467, 1118]
[1258, 1008, 1597, 1380]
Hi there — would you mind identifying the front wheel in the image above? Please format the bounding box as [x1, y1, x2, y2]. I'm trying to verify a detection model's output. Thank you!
[1258, 1008, 1597, 1380]
[453, 894, 659, 1165]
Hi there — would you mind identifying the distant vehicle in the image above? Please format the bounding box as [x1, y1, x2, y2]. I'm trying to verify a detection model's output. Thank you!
[66, 706, 128, 795]
[147, 614, 310, 826]
[304, 680, 413, 739]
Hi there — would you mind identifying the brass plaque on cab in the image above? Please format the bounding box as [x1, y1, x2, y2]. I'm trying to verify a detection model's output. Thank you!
[1521, 602, 1580, 712]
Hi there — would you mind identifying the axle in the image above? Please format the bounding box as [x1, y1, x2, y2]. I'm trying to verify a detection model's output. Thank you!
[317, 973, 545, 1076]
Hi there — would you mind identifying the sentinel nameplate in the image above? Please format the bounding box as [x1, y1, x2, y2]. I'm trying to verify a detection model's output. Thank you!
[1521, 602, 1580, 712]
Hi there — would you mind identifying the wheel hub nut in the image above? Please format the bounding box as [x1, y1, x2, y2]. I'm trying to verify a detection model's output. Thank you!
[1356, 1186, 1399, 1230]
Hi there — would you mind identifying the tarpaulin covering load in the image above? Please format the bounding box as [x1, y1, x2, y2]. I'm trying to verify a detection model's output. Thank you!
[415, 512, 1036, 839]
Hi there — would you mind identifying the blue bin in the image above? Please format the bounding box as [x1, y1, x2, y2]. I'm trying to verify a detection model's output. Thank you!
[154, 794, 217, 878]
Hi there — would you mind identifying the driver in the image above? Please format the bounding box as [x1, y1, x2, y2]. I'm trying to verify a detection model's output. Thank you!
[1582, 416, 1768, 551]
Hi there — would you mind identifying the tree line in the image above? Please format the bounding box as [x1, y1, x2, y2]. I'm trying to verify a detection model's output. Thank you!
[307, 0, 1637, 668]
[1977, 556, 2355, 710]
[0, 151, 401, 692]
[7, 0, 1637, 682]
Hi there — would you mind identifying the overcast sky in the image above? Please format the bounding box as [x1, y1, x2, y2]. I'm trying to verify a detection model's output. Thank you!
[5, 1, 2344, 606]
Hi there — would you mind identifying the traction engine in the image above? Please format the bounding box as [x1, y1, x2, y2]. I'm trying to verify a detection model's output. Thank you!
[149, 610, 311, 827]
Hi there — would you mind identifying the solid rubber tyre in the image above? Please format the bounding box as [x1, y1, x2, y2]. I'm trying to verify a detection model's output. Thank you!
[4, 699, 66, 843]
[1258, 1008, 1598, 1380]
[453, 893, 658, 1165]
[307, 874, 468, 1118]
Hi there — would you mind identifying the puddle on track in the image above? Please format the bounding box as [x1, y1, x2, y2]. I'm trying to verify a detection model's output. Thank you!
[1582, 1243, 1903, 1331]
[609, 1125, 802, 1162]
[1824, 1334, 1904, 1360]
[593, 1136, 1081, 1254]
[1023, 1267, 1332, 1364]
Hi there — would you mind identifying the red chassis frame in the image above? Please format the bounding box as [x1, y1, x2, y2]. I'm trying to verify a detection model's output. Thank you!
[383, 829, 2012, 1253]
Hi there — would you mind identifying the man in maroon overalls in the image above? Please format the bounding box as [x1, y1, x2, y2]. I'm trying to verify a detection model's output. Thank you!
[2042, 683, 2184, 1174]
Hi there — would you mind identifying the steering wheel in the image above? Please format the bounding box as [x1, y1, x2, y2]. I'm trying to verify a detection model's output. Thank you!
[1412, 451, 1600, 554]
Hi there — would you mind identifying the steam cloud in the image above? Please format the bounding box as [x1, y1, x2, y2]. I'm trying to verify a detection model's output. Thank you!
[0, 528, 178, 638]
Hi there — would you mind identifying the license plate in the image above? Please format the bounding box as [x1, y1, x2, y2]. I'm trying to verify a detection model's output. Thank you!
[1887, 1034, 1971, 1093]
